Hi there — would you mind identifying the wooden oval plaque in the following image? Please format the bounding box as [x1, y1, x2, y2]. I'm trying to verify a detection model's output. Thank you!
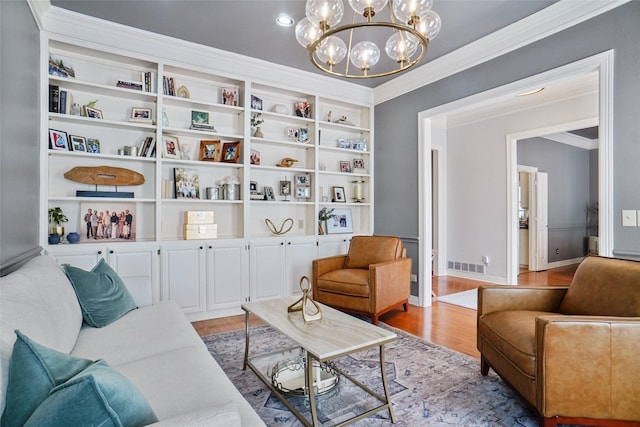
[64, 166, 145, 186]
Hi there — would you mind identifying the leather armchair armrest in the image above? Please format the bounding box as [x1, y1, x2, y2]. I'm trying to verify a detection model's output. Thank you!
[312, 255, 347, 299]
[478, 286, 568, 317]
[369, 258, 412, 311]
[535, 316, 640, 420]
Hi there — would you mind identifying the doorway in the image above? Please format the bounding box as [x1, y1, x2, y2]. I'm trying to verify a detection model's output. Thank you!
[416, 51, 613, 303]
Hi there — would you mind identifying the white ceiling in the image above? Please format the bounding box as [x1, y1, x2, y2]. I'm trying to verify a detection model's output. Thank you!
[49, 0, 559, 88]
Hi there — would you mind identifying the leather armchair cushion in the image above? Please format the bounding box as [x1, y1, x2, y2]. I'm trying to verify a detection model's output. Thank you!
[558, 256, 640, 317]
[479, 310, 555, 378]
[316, 269, 370, 297]
[345, 236, 402, 269]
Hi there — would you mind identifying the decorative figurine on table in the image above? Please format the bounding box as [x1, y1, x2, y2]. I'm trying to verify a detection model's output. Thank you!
[288, 276, 322, 322]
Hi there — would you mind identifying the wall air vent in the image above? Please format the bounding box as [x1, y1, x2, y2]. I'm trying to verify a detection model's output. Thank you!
[448, 260, 485, 274]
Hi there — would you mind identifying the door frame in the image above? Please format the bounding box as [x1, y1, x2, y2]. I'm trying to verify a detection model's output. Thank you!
[417, 50, 613, 300]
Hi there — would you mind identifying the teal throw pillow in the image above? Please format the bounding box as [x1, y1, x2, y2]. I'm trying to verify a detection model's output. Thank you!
[63, 258, 138, 328]
[24, 360, 158, 427]
[0, 330, 93, 427]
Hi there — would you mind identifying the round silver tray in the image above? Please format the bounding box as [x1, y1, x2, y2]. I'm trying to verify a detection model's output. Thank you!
[271, 357, 339, 396]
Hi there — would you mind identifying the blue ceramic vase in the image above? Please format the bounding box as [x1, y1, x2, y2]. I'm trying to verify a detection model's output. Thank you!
[48, 234, 60, 245]
[67, 232, 80, 244]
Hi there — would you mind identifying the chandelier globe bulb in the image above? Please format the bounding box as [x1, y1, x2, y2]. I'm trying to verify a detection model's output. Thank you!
[350, 41, 380, 74]
[348, 0, 388, 20]
[316, 35, 348, 69]
[417, 9, 441, 40]
[392, 0, 434, 26]
[306, 0, 345, 31]
[385, 31, 419, 63]
[295, 17, 322, 48]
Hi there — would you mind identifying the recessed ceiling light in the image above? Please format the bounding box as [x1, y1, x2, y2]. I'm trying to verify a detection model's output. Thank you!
[276, 14, 295, 27]
[516, 87, 545, 97]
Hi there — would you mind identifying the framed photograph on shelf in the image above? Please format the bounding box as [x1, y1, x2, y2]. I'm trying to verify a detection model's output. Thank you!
[221, 141, 241, 163]
[353, 158, 365, 170]
[221, 88, 238, 106]
[84, 106, 103, 119]
[339, 161, 351, 173]
[294, 101, 310, 118]
[69, 135, 87, 152]
[130, 107, 152, 122]
[162, 135, 180, 159]
[332, 186, 346, 202]
[79, 203, 136, 243]
[264, 186, 275, 201]
[250, 149, 260, 165]
[280, 180, 291, 197]
[199, 140, 221, 162]
[49, 129, 69, 150]
[174, 168, 200, 199]
[294, 174, 310, 186]
[326, 209, 353, 234]
[87, 138, 101, 153]
[191, 110, 209, 125]
[295, 186, 311, 199]
[251, 95, 263, 110]
[249, 181, 258, 193]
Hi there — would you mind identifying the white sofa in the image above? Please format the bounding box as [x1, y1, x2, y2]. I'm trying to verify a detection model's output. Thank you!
[0, 254, 265, 426]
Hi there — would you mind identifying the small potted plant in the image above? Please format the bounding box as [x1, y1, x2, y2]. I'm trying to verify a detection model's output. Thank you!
[48, 207, 68, 244]
[251, 113, 264, 138]
[318, 207, 335, 235]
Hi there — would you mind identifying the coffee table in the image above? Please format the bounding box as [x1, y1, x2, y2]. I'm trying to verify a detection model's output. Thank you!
[242, 296, 397, 427]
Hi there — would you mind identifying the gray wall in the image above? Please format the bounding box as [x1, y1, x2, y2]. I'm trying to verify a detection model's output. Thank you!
[375, 3, 640, 270]
[0, 0, 41, 270]
[518, 137, 593, 262]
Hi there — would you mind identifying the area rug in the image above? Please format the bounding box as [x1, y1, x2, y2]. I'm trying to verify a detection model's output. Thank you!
[437, 289, 478, 310]
[202, 324, 540, 426]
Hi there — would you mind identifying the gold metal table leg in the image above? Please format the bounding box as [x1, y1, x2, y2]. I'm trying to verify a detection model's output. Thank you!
[380, 344, 396, 423]
[306, 351, 319, 426]
[243, 310, 250, 370]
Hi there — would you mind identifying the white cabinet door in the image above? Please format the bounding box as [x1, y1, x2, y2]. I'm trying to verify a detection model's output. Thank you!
[205, 240, 246, 310]
[249, 238, 286, 301]
[161, 242, 206, 313]
[285, 238, 318, 295]
[107, 243, 159, 307]
[47, 245, 105, 270]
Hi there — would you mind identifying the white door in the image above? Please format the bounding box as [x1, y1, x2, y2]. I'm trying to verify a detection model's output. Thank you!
[205, 240, 246, 310]
[249, 239, 286, 301]
[107, 244, 158, 307]
[285, 238, 318, 295]
[529, 172, 548, 271]
[162, 242, 206, 313]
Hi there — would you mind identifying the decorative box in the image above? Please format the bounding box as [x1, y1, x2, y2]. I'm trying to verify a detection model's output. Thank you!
[183, 224, 218, 240]
[184, 211, 214, 224]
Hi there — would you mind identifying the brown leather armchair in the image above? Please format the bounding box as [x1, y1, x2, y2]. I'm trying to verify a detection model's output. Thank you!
[312, 235, 411, 325]
[477, 256, 640, 427]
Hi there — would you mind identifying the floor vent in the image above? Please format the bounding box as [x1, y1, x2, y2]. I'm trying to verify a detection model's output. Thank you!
[448, 260, 485, 274]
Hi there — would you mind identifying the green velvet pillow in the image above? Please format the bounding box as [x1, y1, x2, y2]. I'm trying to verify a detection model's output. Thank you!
[63, 258, 138, 328]
[1, 330, 93, 427]
[24, 360, 158, 427]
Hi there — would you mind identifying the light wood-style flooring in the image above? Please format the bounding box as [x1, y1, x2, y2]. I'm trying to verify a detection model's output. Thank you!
[192, 264, 578, 359]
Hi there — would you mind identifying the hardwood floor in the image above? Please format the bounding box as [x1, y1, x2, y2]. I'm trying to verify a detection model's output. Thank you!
[192, 264, 578, 360]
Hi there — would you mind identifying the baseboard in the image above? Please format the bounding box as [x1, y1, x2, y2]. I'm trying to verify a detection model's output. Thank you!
[546, 257, 584, 269]
[446, 270, 510, 285]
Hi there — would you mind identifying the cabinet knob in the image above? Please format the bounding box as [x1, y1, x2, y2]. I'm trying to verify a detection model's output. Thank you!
[199, 246, 204, 250]
[208, 245, 212, 249]
[109, 250, 114, 254]
[97, 250, 102, 255]
[280, 242, 284, 245]
[287, 242, 291, 245]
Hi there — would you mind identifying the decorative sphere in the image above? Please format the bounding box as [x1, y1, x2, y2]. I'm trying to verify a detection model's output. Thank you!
[48, 234, 60, 245]
[295, 17, 322, 48]
[392, 0, 434, 25]
[417, 9, 441, 40]
[306, 0, 344, 29]
[349, 41, 380, 71]
[67, 232, 80, 244]
[385, 31, 420, 62]
[316, 36, 347, 65]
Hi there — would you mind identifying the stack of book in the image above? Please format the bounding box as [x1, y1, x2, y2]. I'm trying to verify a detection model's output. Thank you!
[163, 76, 176, 96]
[138, 136, 156, 157]
[116, 79, 143, 91]
[48, 84, 73, 114]
[190, 122, 216, 131]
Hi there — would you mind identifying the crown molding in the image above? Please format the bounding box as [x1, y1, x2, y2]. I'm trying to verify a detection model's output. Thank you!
[373, 0, 630, 105]
[30, 1, 373, 105]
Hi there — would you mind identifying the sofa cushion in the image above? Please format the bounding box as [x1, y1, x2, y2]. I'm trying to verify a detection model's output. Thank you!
[345, 236, 402, 269]
[317, 269, 370, 297]
[24, 360, 158, 427]
[63, 258, 138, 328]
[558, 256, 640, 316]
[1, 330, 92, 427]
[0, 255, 82, 413]
[478, 311, 555, 378]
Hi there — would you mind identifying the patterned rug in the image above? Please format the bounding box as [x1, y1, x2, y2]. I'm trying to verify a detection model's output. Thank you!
[202, 324, 542, 427]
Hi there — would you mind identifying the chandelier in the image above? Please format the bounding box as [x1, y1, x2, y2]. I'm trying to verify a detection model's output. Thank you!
[295, 0, 441, 79]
